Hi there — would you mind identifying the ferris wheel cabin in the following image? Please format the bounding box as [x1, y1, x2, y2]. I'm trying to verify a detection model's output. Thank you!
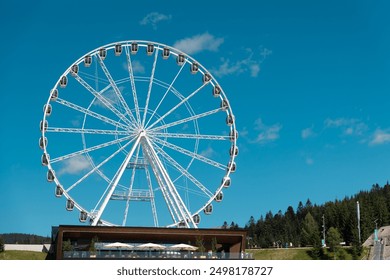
[59, 76, 67, 88]
[222, 176, 231, 188]
[215, 191, 223, 202]
[221, 99, 229, 111]
[40, 120, 48, 132]
[41, 153, 49, 166]
[176, 54, 185, 66]
[39, 136, 47, 150]
[84, 55, 92, 67]
[70, 64, 78, 76]
[99, 48, 107, 60]
[229, 130, 238, 141]
[50, 88, 58, 101]
[203, 72, 212, 84]
[131, 42, 138, 54]
[79, 211, 88, 223]
[47, 169, 55, 182]
[43, 104, 52, 117]
[226, 115, 235, 126]
[230, 145, 239, 156]
[213, 85, 221, 97]
[55, 185, 63, 197]
[193, 214, 201, 224]
[114, 44, 122, 56]
[204, 204, 213, 215]
[66, 199, 74, 211]
[227, 161, 236, 173]
[147, 43, 154, 55]
[190, 62, 199, 74]
[162, 47, 170, 59]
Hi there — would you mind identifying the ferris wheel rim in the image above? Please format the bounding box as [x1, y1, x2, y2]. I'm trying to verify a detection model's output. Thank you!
[40, 40, 238, 228]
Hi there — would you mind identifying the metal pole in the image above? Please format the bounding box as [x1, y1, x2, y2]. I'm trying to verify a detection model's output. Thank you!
[322, 215, 326, 246]
[357, 201, 361, 244]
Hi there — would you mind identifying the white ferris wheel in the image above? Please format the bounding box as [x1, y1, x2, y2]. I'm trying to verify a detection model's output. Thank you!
[40, 40, 238, 228]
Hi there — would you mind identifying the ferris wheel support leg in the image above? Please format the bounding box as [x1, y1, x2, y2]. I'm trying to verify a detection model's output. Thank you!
[91, 134, 142, 226]
[143, 135, 197, 228]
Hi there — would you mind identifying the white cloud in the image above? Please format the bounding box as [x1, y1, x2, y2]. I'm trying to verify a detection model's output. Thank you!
[324, 118, 367, 136]
[93, 88, 122, 108]
[131, 60, 145, 74]
[249, 64, 260, 77]
[370, 129, 390, 145]
[239, 127, 249, 138]
[212, 47, 270, 78]
[139, 12, 172, 29]
[260, 48, 273, 59]
[301, 127, 316, 139]
[173, 33, 224, 55]
[71, 118, 81, 127]
[212, 59, 243, 77]
[122, 60, 145, 74]
[305, 157, 314, 165]
[251, 118, 282, 145]
[59, 155, 91, 175]
[325, 118, 351, 128]
[200, 146, 216, 158]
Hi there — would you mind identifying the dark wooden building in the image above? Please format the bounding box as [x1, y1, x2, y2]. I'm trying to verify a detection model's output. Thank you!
[49, 225, 247, 260]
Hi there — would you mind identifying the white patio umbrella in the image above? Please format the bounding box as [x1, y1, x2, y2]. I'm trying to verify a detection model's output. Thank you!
[104, 242, 134, 256]
[169, 243, 198, 251]
[104, 242, 134, 250]
[136, 243, 166, 258]
[137, 243, 166, 250]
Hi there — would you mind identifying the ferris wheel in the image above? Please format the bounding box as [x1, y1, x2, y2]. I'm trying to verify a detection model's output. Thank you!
[39, 40, 238, 228]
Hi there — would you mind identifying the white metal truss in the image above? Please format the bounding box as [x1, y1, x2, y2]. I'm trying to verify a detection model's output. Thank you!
[91, 134, 142, 226]
[141, 135, 197, 228]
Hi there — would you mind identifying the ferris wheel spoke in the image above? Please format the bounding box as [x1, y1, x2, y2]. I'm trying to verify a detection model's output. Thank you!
[142, 143, 179, 224]
[147, 82, 208, 130]
[124, 45, 141, 123]
[145, 63, 186, 128]
[122, 145, 142, 226]
[46, 127, 131, 136]
[73, 74, 136, 129]
[151, 136, 226, 170]
[91, 134, 142, 226]
[151, 142, 214, 198]
[145, 162, 159, 227]
[96, 55, 138, 125]
[65, 136, 137, 193]
[150, 108, 223, 133]
[56, 98, 129, 131]
[142, 48, 159, 126]
[51, 135, 134, 164]
[142, 136, 197, 227]
[150, 132, 229, 141]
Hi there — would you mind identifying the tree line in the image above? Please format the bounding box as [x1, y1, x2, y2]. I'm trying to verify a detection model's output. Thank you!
[226, 182, 390, 250]
[0, 233, 50, 245]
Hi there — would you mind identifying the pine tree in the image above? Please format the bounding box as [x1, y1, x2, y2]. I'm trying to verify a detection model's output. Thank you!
[0, 237, 4, 252]
[301, 212, 321, 247]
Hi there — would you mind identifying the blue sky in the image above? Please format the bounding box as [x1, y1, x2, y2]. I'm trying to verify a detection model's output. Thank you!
[1, 0, 390, 236]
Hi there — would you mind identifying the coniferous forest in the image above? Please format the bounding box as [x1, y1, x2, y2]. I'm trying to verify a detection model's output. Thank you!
[235, 182, 390, 249]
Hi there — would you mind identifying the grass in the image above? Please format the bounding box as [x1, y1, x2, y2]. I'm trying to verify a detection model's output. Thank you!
[248, 248, 313, 260]
[248, 246, 370, 260]
[0, 251, 47, 260]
